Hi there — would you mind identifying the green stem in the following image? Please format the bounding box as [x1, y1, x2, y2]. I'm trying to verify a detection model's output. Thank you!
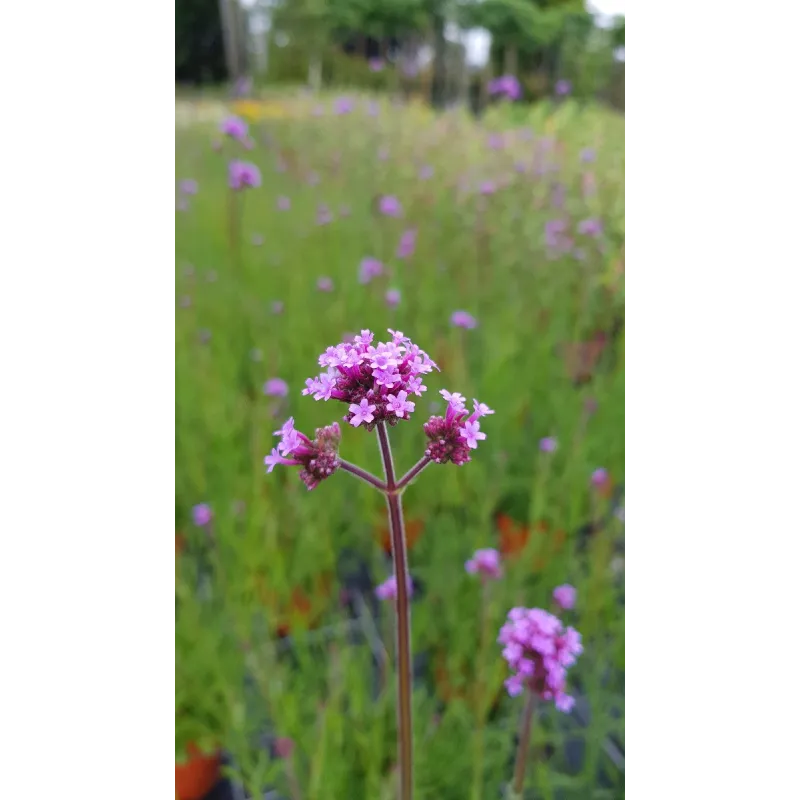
[376, 422, 414, 800]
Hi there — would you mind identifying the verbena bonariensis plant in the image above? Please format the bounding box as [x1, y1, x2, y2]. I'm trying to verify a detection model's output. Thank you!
[499, 603, 583, 798]
[265, 328, 493, 800]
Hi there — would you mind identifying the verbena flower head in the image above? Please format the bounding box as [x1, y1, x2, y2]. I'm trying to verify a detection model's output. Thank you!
[379, 195, 403, 217]
[264, 378, 289, 398]
[465, 548, 503, 580]
[369, 58, 385, 72]
[479, 181, 497, 196]
[423, 393, 493, 465]
[316, 204, 333, 225]
[578, 218, 603, 237]
[359, 257, 384, 285]
[385, 288, 401, 308]
[552, 584, 577, 611]
[317, 277, 334, 292]
[396, 229, 417, 259]
[580, 148, 596, 163]
[590, 467, 608, 488]
[419, 165, 434, 180]
[229, 160, 261, 190]
[375, 574, 414, 601]
[302, 329, 437, 430]
[498, 607, 582, 712]
[555, 79, 572, 97]
[180, 179, 198, 196]
[539, 436, 558, 453]
[277, 196, 291, 211]
[220, 116, 248, 140]
[451, 310, 478, 329]
[192, 503, 212, 526]
[334, 97, 354, 115]
[488, 75, 522, 100]
[265, 418, 341, 491]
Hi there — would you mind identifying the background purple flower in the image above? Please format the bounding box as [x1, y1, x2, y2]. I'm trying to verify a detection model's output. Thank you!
[385, 288, 401, 308]
[229, 160, 261, 190]
[359, 257, 384, 284]
[369, 58, 385, 72]
[264, 378, 289, 397]
[451, 310, 478, 329]
[379, 195, 403, 217]
[277, 196, 291, 210]
[334, 97, 353, 115]
[192, 503, 212, 526]
[465, 548, 503, 580]
[539, 437, 558, 453]
[220, 116, 248, 140]
[180, 179, 198, 195]
[375, 574, 413, 601]
[555, 79, 572, 97]
[418, 165, 434, 180]
[488, 75, 522, 101]
[591, 468, 608, 487]
[553, 584, 576, 610]
[317, 277, 334, 292]
[396, 229, 417, 259]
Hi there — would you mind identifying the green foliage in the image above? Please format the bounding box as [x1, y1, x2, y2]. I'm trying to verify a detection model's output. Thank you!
[175, 93, 624, 796]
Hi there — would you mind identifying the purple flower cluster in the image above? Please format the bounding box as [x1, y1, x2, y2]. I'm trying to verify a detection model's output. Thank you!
[396, 229, 417, 259]
[375, 574, 413, 601]
[359, 257, 384, 285]
[423, 391, 493, 466]
[264, 418, 342, 490]
[220, 116, 248, 141]
[465, 548, 502, 580]
[488, 75, 522, 101]
[229, 160, 261, 190]
[498, 607, 583, 711]
[302, 329, 437, 430]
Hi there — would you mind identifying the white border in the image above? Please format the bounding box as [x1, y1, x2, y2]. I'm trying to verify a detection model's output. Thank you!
[0, 0, 173, 796]
[627, 2, 800, 797]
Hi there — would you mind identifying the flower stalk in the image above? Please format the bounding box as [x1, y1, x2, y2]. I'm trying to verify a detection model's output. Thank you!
[376, 422, 414, 800]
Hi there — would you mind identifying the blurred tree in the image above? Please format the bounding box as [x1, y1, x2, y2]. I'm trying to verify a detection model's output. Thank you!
[175, 0, 228, 84]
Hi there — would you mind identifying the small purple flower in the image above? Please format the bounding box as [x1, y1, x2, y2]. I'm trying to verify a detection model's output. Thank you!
[539, 437, 558, 453]
[264, 378, 289, 398]
[451, 311, 478, 329]
[479, 181, 497, 196]
[553, 585, 577, 611]
[466, 548, 503, 580]
[220, 116, 248, 140]
[317, 277, 334, 292]
[180, 179, 198, 196]
[271, 301, 284, 315]
[378, 195, 403, 217]
[555, 79, 572, 97]
[418, 165, 434, 180]
[460, 420, 486, 450]
[316, 204, 333, 225]
[277, 196, 291, 211]
[578, 218, 603, 237]
[192, 504, 212, 526]
[349, 398, 377, 427]
[487, 133, 504, 150]
[580, 148, 596, 163]
[307, 171, 320, 186]
[488, 75, 522, 101]
[229, 160, 261, 190]
[386, 390, 415, 418]
[369, 58, 385, 72]
[375, 574, 413, 601]
[590, 468, 608, 488]
[359, 257, 384, 285]
[396, 229, 417, 259]
[385, 288, 401, 308]
[334, 97, 354, 115]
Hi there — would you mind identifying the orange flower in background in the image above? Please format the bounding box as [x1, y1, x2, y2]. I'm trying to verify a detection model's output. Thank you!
[377, 518, 425, 555]
[175, 744, 221, 800]
[496, 515, 567, 569]
[256, 572, 333, 637]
